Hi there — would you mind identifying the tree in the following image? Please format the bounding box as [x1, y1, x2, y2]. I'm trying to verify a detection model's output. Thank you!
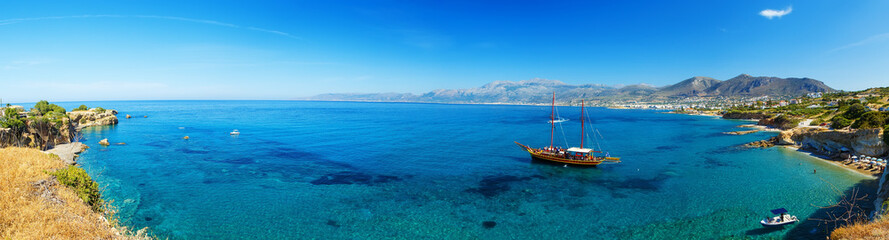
[832, 116, 853, 129]
[843, 103, 867, 120]
[851, 111, 885, 129]
[33, 100, 66, 115]
[73, 105, 89, 111]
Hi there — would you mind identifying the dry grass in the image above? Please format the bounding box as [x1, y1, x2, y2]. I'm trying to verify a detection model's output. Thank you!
[831, 213, 889, 240]
[0, 147, 150, 239]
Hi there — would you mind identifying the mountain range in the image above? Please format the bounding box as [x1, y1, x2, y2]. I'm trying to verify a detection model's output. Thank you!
[303, 74, 835, 104]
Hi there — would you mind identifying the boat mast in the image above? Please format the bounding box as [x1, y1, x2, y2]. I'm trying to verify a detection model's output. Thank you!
[581, 99, 584, 149]
[550, 92, 555, 149]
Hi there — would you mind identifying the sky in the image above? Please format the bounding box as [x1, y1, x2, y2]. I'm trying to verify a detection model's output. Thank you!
[1, 0, 888, 102]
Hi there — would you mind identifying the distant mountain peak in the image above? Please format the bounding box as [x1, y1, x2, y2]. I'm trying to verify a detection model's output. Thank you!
[303, 74, 835, 103]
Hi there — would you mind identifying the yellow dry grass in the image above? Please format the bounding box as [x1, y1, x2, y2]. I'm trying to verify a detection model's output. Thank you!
[831, 213, 889, 240]
[0, 147, 149, 239]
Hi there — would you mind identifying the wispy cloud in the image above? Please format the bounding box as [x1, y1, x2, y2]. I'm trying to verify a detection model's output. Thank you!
[829, 33, 889, 53]
[759, 6, 792, 19]
[0, 15, 300, 40]
[1, 59, 54, 70]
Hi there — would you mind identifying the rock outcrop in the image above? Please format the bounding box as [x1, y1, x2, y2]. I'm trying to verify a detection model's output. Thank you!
[777, 128, 888, 157]
[747, 137, 778, 148]
[1, 117, 75, 150]
[722, 111, 772, 120]
[66, 110, 119, 130]
[1, 109, 118, 149]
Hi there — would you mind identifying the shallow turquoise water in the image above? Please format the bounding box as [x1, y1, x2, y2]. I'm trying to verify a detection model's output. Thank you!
[60, 101, 872, 239]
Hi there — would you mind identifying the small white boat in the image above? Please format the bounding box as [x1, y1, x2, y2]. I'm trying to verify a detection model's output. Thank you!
[230, 129, 240, 135]
[760, 208, 798, 227]
[548, 117, 569, 123]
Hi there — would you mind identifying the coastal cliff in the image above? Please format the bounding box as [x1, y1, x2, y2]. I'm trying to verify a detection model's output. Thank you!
[0, 116, 75, 150]
[776, 128, 887, 157]
[1, 107, 118, 150]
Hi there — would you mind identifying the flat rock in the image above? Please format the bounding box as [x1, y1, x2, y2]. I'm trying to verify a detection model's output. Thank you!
[43, 142, 87, 165]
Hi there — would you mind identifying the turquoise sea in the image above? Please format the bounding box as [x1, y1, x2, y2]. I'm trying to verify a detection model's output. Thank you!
[57, 100, 874, 239]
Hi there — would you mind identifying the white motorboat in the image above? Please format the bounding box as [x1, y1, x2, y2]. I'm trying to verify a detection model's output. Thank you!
[760, 208, 798, 227]
[548, 117, 569, 123]
[230, 129, 240, 135]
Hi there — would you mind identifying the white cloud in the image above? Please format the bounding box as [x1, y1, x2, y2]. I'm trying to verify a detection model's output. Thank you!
[760, 6, 792, 19]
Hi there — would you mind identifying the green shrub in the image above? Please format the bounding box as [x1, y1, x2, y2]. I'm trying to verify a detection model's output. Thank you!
[787, 108, 825, 117]
[852, 111, 886, 129]
[832, 115, 853, 129]
[772, 115, 801, 129]
[73, 105, 89, 111]
[843, 103, 867, 120]
[49, 166, 103, 212]
[884, 125, 889, 145]
[1, 117, 25, 129]
[33, 100, 66, 115]
[92, 107, 105, 113]
[4, 107, 19, 119]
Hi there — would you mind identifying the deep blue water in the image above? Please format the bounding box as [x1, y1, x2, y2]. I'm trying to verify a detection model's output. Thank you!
[56, 100, 872, 239]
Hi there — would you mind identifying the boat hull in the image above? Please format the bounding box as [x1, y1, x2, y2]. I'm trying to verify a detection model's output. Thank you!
[515, 142, 618, 166]
[760, 220, 797, 227]
[529, 152, 602, 166]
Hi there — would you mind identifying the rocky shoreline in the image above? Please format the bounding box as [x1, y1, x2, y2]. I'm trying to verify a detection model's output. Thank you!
[1, 107, 119, 164]
[706, 111, 889, 223]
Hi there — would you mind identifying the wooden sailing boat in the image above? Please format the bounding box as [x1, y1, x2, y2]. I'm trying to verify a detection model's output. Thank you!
[515, 93, 621, 166]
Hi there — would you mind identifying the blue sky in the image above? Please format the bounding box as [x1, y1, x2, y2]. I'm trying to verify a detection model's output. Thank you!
[1, 0, 888, 102]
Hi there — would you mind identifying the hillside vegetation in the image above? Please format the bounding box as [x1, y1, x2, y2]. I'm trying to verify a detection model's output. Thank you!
[0, 147, 149, 239]
[722, 87, 889, 134]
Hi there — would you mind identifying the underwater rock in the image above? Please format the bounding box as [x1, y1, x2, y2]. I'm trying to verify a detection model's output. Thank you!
[310, 171, 402, 185]
[465, 175, 543, 197]
[482, 221, 497, 229]
[326, 219, 340, 227]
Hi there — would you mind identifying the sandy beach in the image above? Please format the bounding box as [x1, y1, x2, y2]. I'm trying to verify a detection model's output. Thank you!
[781, 146, 881, 179]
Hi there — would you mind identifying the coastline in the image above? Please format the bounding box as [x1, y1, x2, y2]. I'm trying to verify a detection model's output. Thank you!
[781, 145, 880, 179]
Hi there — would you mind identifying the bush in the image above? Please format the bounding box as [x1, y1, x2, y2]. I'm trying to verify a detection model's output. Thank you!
[73, 105, 89, 111]
[832, 115, 853, 129]
[33, 100, 66, 115]
[1, 117, 25, 130]
[843, 103, 867, 119]
[787, 108, 825, 117]
[4, 107, 19, 119]
[852, 111, 886, 129]
[49, 166, 103, 212]
[884, 125, 889, 145]
[92, 107, 105, 113]
[772, 115, 801, 129]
